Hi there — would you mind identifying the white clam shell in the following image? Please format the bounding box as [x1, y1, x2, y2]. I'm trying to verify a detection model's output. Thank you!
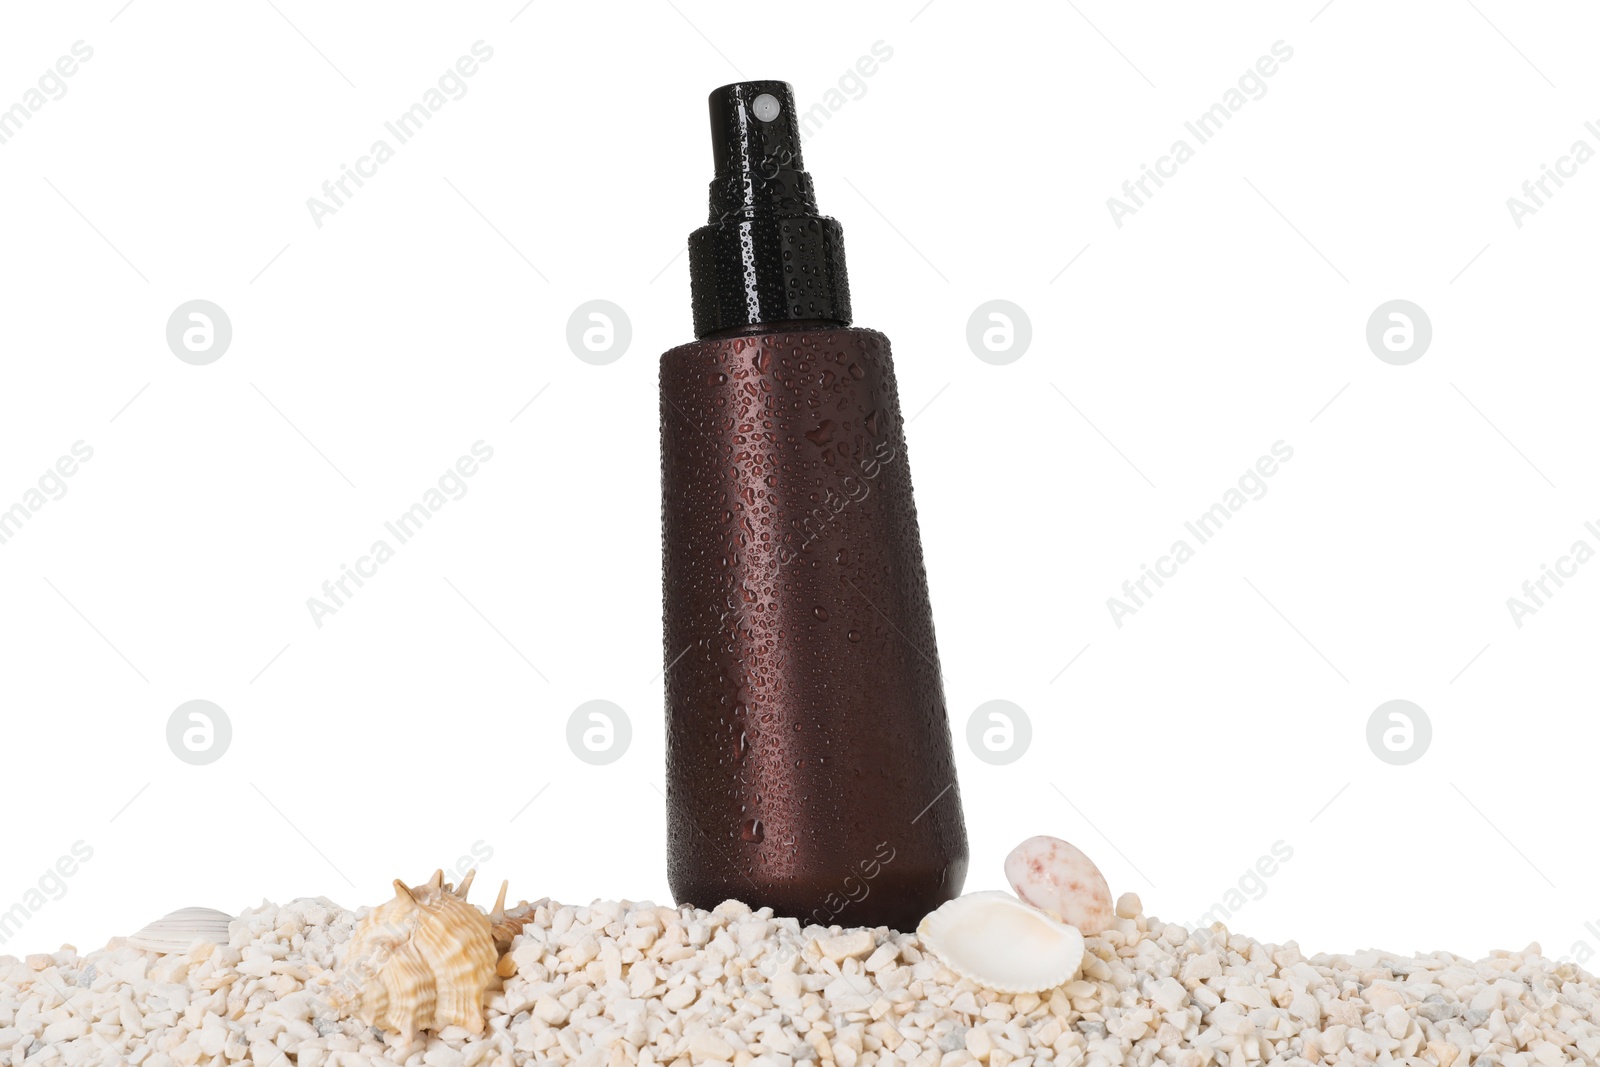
[917, 891, 1085, 994]
[1004, 835, 1114, 935]
[125, 907, 236, 954]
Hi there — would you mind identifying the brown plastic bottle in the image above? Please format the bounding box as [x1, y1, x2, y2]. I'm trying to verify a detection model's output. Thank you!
[660, 81, 967, 931]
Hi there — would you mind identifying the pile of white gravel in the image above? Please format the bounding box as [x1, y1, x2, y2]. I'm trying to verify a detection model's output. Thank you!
[2, 893, 1597, 1067]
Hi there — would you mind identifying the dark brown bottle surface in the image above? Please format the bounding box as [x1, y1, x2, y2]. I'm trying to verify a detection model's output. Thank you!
[660, 322, 967, 931]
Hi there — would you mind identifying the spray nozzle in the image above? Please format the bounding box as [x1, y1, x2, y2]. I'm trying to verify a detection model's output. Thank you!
[708, 82, 802, 175]
[704, 81, 820, 221]
[689, 81, 852, 338]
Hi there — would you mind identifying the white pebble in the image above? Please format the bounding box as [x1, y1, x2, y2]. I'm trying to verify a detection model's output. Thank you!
[818, 930, 875, 963]
[1149, 977, 1186, 1013]
[0, 890, 1586, 1067]
[689, 1031, 735, 1061]
[822, 977, 874, 1012]
[663, 982, 698, 1011]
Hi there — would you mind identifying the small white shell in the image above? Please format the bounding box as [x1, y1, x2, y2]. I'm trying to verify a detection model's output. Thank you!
[125, 907, 235, 954]
[917, 891, 1085, 994]
[1004, 835, 1114, 935]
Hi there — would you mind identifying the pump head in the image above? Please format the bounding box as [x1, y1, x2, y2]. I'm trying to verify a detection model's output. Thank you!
[688, 81, 852, 339]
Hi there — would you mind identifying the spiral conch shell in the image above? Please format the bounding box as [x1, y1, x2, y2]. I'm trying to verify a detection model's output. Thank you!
[330, 870, 498, 1043]
[487, 880, 543, 977]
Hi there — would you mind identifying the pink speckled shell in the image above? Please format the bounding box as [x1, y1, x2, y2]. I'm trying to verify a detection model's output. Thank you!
[1003, 836, 1114, 935]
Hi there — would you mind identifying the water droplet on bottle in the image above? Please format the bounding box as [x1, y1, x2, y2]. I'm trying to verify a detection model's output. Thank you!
[848, 629, 861, 642]
[805, 420, 836, 446]
[814, 606, 829, 621]
[741, 818, 765, 843]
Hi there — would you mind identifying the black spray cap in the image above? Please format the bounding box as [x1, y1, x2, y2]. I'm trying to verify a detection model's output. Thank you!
[688, 81, 852, 339]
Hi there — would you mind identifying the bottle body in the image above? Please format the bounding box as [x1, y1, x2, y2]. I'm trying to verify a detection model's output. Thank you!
[660, 323, 967, 931]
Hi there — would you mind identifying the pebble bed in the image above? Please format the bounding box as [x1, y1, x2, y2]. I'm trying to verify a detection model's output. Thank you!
[2, 893, 1597, 1067]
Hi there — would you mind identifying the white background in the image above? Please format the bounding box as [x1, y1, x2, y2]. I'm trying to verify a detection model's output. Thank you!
[2, 0, 1597, 964]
